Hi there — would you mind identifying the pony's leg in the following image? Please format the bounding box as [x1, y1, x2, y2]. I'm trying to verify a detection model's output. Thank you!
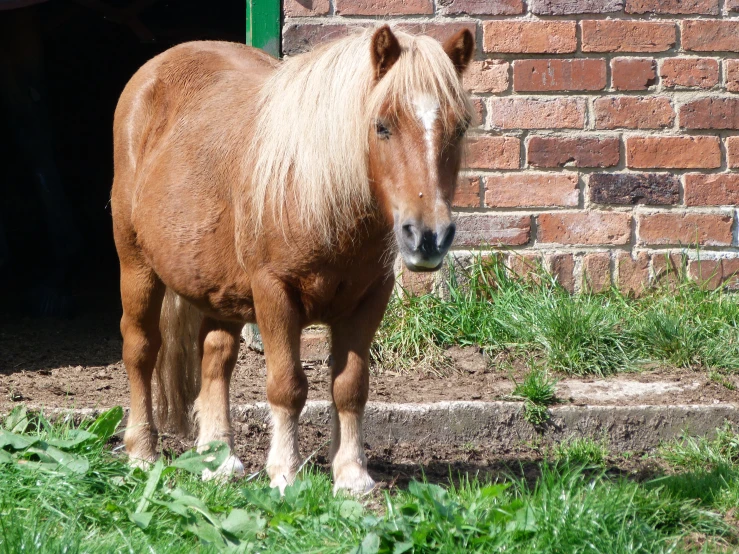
[330, 277, 394, 495]
[194, 318, 245, 481]
[253, 277, 307, 493]
[120, 263, 165, 466]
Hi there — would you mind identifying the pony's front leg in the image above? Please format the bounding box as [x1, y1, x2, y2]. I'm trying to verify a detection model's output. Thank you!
[194, 318, 245, 481]
[330, 276, 394, 495]
[253, 277, 307, 493]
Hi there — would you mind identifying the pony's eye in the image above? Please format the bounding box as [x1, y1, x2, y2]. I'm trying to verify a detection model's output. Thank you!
[376, 120, 391, 140]
[455, 118, 470, 139]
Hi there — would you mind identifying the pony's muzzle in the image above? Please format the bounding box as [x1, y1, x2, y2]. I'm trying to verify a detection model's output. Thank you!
[398, 221, 455, 272]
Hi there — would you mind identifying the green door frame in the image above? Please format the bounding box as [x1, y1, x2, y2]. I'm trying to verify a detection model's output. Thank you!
[246, 0, 282, 57]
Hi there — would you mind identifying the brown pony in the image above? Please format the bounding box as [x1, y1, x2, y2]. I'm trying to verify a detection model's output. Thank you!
[112, 25, 474, 494]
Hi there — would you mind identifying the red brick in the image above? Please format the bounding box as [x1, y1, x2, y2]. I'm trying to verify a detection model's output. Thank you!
[335, 0, 432, 14]
[464, 60, 509, 94]
[652, 252, 685, 286]
[725, 259, 739, 289]
[484, 173, 579, 208]
[284, 0, 330, 16]
[453, 176, 481, 208]
[483, 21, 577, 54]
[300, 329, 331, 362]
[594, 96, 674, 129]
[472, 98, 485, 128]
[730, 0, 739, 10]
[530, 0, 621, 14]
[508, 253, 541, 282]
[626, 0, 718, 14]
[466, 136, 519, 170]
[582, 253, 612, 293]
[547, 253, 575, 292]
[513, 59, 606, 92]
[637, 213, 733, 246]
[283, 24, 353, 55]
[489, 98, 586, 129]
[683, 21, 739, 52]
[688, 259, 723, 289]
[616, 252, 650, 296]
[680, 98, 739, 130]
[527, 137, 619, 168]
[726, 60, 739, 93]
[455, 214, 531, 247]
[438, 0, 522, 15]
[660, 58, 719, 89]
[589, 173, 679, 205]
[581, 20, 676, 53]
[684, 174, 739, 206]
[727, 136, 739, 168]
[611, 58, 656, 91]
[538, 212, 632, 245]
[626, 136, 721, 169]
[398, 22, 477, 45]
[399, 269, 436, 295]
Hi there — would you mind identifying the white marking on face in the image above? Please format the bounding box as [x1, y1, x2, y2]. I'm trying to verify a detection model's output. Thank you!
[413, 94, 440, 159]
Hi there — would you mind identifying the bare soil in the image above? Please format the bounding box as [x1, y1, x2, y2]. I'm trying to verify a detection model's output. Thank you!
[2, 313, 738, 413]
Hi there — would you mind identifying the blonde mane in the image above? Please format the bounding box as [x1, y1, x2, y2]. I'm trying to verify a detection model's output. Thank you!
[245, 27, 472, 244]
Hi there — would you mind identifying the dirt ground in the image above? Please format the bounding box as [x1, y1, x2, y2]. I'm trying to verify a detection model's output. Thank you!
[2, 313, 739, 412]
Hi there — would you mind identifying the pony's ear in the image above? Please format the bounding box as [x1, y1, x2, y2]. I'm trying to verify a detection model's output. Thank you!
[371, 25, 401, 80]
[443, 29, 475, 75]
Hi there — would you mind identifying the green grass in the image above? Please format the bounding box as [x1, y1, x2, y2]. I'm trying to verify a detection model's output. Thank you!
[2, 407, 739, 553]
[511, 367, 558, 425]
[552, 436, 610, 467]
[375, 254, 739, 376]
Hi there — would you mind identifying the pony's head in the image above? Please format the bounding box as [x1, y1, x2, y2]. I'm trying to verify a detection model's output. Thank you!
[366, 27, 474, 271]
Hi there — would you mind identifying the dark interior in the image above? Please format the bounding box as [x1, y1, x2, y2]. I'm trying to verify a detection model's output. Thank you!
[0, 0, 245, 318]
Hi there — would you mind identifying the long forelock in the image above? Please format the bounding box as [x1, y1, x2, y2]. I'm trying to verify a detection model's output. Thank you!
[244, 28, 472, 244]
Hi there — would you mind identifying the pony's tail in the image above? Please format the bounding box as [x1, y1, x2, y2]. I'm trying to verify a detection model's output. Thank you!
[154, 288, 203, 436]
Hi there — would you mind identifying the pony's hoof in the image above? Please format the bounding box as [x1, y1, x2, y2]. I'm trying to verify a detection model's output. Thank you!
[267, 467, 296, 495]
[333, 463, 376, 496]
[202, 455, 245, 482]
[129, 455, 157, 471]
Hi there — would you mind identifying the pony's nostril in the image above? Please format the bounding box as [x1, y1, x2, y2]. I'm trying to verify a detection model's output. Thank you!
[402, 223, 422, 250]
[438, 223, 456, 252]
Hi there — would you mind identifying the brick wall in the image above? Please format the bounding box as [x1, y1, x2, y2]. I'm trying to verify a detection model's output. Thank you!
[282, 0, 739, 294]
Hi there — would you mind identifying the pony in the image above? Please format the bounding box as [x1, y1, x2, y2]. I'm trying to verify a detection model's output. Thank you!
[111, 25, 474, 494]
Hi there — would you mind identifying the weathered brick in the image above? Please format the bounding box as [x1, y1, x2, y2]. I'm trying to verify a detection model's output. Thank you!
[453, 176, 481, 208]
[590, 173, 679, 205]
[626, 136, 721, 169]
[284, 0, 330, 16]
[611, 58, 656, 91]
[594, 96, 674, 129]
[513, 59, 606, 92]
[399, 269, 436, 295]
[527, 137, 619, 168]
[472, 98, 485, 128]
[547, 253, 575, 292]
[581, 20, 676, 53]
[626, 0, 718, 14]
[683, 21, 739, 52]
[688, 259, 723, 289]
[727, 136, 739, 168]
[684, 174, 739, 206]
[680, 98, 739, 130]
[638, 213, 733, 246]
[725, 60, 739, 93]
[538, 212, 632, 245]
[464, 60, 508, 94]
[616, 252, 650, 296]
[652, 252, 685, 286]
[283, 24, 351, 55]
[466, 136, 520, 170]
[725, 259, 739, 289]
[582, 253, 612, 293]
[730, 0, 739, 10]
[455, 214, 531, 247]
[484, 173, 579, 208]
[508, 253, 541, 282]
[438, 0, 522, 15]
[530, 0, 622, 14]
[660, 58, 719, 89]
[335, 0, 432, 14]
[398, 22, 477, 45]
[489, 98, 586, 129]
[483, 21, 577, 54]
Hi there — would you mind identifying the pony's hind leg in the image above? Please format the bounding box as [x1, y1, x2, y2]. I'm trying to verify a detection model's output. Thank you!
[194, 317, 245, 481]
[253, 275, 307, 493]
[120, 263, 165, 466]
[329, 277, 394, 495]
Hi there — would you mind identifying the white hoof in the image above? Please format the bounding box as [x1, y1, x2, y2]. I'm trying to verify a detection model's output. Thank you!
[202, 455, 245, 482]
[268, 467, 296, 495]
[333, 462, 376, 496]
[129, 456, 156, 471]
